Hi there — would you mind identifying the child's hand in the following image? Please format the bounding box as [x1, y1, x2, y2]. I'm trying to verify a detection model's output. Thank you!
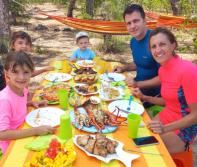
[35, 125, 56, 136]
[44, 66, 55, 72]
[31, 100, 48, 108]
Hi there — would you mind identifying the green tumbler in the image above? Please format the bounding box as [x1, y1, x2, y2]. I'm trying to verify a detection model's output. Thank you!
[127, 113, 141, 138]
[58, 114, 72, 141]
[57, 89, 68, 110]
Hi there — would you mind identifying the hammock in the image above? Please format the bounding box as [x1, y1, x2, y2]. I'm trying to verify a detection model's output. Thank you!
[40, 12, 197, 35]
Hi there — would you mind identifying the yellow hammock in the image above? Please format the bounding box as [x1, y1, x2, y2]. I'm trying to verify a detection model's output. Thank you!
[40, 12, 197, 35]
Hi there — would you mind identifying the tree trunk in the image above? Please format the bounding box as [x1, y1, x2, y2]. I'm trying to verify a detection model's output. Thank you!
[0, 0, 10, 54]
[86, 0, 94, 17]
[170, 0, 180, 15]
[67, 0, 77, 17]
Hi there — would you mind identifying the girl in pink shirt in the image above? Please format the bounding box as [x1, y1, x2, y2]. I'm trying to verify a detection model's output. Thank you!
[133, 27, 197, 154]
[0, 51, 55, 154]
[10, 31, 54, 77]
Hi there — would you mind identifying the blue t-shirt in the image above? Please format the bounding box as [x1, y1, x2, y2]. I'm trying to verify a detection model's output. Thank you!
[70, 48, 95, 61]
[130, 29, 160, 97]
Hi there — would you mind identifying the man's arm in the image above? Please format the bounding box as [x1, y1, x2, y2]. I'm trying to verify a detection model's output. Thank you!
[113, 62, 136, 73]
[137, 76, 161, 88]
[126, 76, 161, 88]
[132, 87, 165, 106]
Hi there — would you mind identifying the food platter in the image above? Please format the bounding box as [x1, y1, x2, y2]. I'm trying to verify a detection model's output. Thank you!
[68, 95, 90, 107]
[100, 73, 125, 82]
[74, 135, 139, 166]
[26, 107, 65, 127]
[74, 83, 99, 96]
[99, 87, 124, 101]
[108, 100, 144, 118]
[45, 73, 72, 82]
[76, 60, 95, 68]
[71, 67, 97, 75]
[73, 74, 98, 84]
[41, 82, 71, 104]
[70, 107, 118, 134]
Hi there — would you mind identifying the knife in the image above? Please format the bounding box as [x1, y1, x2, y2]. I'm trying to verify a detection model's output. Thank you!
[115, 106, 130, 114]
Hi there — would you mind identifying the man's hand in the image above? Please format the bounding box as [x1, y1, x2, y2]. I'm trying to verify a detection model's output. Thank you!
[113, 66, 124, 73]
[132, 87, 144, 99]
[125, 76, 137, 87]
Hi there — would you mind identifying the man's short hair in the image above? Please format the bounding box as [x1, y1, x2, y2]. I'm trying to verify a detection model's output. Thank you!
[123, 4, 145, 20]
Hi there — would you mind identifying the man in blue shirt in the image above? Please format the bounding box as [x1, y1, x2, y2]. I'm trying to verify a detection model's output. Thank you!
[113, 4, 160, 104]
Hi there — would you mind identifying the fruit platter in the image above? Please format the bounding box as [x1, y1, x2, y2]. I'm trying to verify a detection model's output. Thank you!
[25, 139, 76, 167]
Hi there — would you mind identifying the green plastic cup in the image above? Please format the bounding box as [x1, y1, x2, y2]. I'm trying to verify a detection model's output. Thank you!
[127, 113, 141, 138]
[57, 89, 68, 110]
[58, 114, 72, 141]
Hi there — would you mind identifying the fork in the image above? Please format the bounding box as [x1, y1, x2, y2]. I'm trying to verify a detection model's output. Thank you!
[127, 95, 133, 111]
[105, 70, 115, 82]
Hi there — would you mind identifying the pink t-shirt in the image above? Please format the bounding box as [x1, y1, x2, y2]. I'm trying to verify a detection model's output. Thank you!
[0, 86, 28, 153]
[159, 56, 197, 135]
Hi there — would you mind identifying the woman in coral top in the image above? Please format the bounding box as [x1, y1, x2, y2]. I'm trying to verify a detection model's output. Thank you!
[133, 27, 197, 153]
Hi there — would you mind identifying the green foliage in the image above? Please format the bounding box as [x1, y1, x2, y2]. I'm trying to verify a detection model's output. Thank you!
[193, 30, 197, 53]
[28, 0, 68, 4]
[96, 0, 131, 21]
[8, 0, 28, 16]
[0, 37, 9, 54]
[34, 46, 48, 55]
[97, 36, 128, 54]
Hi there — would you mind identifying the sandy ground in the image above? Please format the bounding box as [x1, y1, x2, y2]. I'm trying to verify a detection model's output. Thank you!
[10, 3, 197, 166]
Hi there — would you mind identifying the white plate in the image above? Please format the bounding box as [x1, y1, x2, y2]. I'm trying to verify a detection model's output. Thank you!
[26, 107, 65, 127]
[73, 135, 139, 167]
[74, 83, 99, 96]
[100, 73, 125, 82]
[45, 73, 72, 82]
[99, 87, 124, 101]
[76, 60, 95, 68]
[108, 100, 144, 118]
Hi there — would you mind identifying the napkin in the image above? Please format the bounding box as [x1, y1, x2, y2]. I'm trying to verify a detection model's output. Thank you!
[0, 148, 2, 159]
[54, 61, 62, 70]
[111, 81, 126, 87]
[25, 135, 54, 151]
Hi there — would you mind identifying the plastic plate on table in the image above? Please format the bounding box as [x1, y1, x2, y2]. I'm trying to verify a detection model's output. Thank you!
[73, 135, 139, 167]
[99, 87, 124, 102]
[108, 100, 145, 118]
[70, 108, 117, 134]
[44, 73, 72, 82]
[100, 73, 125, 82]
[26, 107, 65, 127]
[74, 83, 99, 96]
[41, 82, 71, 104]
[76, 60, 95, 68]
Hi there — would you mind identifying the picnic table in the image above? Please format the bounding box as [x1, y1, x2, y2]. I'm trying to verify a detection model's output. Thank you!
[0, 58, 176, 167]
